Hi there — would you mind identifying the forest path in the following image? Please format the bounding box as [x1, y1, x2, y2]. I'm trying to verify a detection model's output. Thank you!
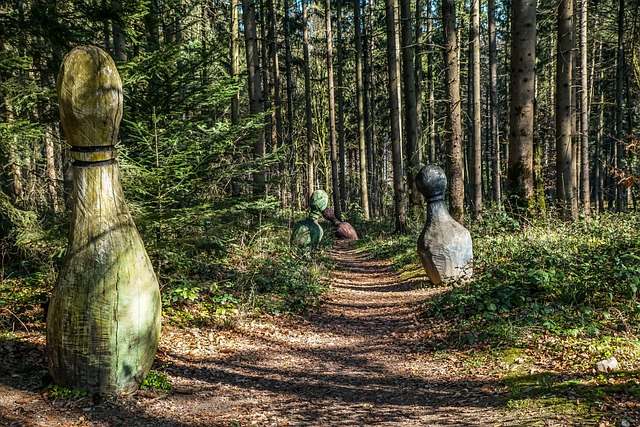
[0, 242, 525, 426]
[146, 241, 520, 426]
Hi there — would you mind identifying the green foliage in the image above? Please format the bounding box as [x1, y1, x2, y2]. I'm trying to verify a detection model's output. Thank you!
[47, 384, 92, 400]
[140, 370, 171, 393]
[419, 211, 640, 342]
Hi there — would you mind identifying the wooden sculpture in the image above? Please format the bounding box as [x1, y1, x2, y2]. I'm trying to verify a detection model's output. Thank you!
[46, 46, 161, 394]
[291, 190, 329, 249]
[321, 208, 359, 241]
[416, 165, 473, 284]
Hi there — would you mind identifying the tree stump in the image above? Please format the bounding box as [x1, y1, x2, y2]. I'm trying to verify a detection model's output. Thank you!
[416, 165, 473, 284]
[46, 46, 161, 394]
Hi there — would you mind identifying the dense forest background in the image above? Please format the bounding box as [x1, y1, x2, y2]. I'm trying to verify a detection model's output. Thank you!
[2, 0, 639, 231]
[1, 0, 640, 317]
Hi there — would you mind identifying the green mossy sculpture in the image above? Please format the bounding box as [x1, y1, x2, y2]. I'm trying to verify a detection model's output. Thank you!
[291, 190, 329, 249]
[46, 46, 161, 394]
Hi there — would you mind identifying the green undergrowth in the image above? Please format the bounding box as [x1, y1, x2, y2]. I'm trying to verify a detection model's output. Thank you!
[0, 202, 332, 333]
[358, 210, 640, 423]
[150, 205, 332, 327]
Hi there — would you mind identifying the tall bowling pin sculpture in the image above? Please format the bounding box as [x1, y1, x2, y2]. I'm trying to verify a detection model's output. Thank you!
[47, 46, 161, 394]
[291, 190, 329, 250]
[416, 165, 473, 284]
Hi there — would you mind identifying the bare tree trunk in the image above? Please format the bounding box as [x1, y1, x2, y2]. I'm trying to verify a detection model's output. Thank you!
[365, 0, 377, 216]
[284, 0, 298, 210]
[488, 0, 501, 207]
[386, 0, 406, 232]
[354, 0, 370, 219]
[325, 0, 341, 218]
[441, 0, 464, 224]
[470, 0, 482, 213]
[427, 4, 435, 163]
[267, 0, 283, 153]
[230, 0, 241, 196]
[556, 0, 577, 219]
[112, 0, 127, 61]
[579, 0, 590, 214]
[415, 0, 424, 165]
[401, 0, 421, 219]
[242, 0, 266, 192]
[303, 0, 315, 199]
[508, 0, 536, 214]
[615, 0, 625, 212]
[44, 125, 59, 213]
[337, 0, 347, 214]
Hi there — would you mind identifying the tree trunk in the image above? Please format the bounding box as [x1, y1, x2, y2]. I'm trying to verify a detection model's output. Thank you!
[365, 0, 377, 216]
[441, 0, 464, 224]
[615, 0, 624, 211]
[469, 0, 482, 214]
[488, 0, 501, 207]
[112, 0, 127, 61]
[415, 0, 424, 165]
[579, 0, 590, 214]
[284, 0, 297, 210]
[508, 0, 536, 214]
[303, 0, 315, 199]
[354, 0, 371, 219]
[337, 0, 347, 214]
[386, 0, 406, 232]
[230, 0, 241, 196]
[427, 4, 436, 163]
[325, 0, 341, 218]
[401, 0, 422, 220]
[556, 0, 577, 219]
[242, 0, 266, 192]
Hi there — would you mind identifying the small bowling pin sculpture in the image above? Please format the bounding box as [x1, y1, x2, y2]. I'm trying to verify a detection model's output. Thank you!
[47, 46, 161, 394]
[322, 208, 359, 241]
[291, 190, 329, 249]
[416, 165, 473, 284]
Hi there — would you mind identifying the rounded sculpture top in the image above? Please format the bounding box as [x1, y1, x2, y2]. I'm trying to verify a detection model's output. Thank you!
[57, 46, 123, 148]
[309, 190, 329, 213]
[322, 208, 341, 225]
[416, 165, 447, 201]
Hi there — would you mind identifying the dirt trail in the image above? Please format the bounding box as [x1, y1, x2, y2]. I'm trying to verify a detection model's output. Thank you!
[1, 242, 523, 426]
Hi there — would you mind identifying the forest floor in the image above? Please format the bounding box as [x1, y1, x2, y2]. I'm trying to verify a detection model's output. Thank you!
[0, 241, 614, 426]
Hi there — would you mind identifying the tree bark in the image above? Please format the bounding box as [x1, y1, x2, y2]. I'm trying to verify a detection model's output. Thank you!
[556, 0, 577, 219]
[325, 0, 341, 218]
[242, 0, 266, 192]
[579, 0, 590, 214]
[230, 0, 241, 196]
[401, 0, 421, 219]
[441, 0, 464, 224]
[470, 0, 482, 214]
[508, 0, 536, 214]
[615, 0, 624, 211]
[303, 0, 315, 199]
[112, 0, 127, 61]
[284, 0, 298, 210]
[337, 0, 347, 214]
[354, 0, 371, 219]
[488, 0, 501, 207]
[386, 0, 406, 232]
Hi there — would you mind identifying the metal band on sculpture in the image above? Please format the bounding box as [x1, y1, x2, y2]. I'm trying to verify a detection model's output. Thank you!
[425, 193, 445, 203]
[71, 146, 117, 163]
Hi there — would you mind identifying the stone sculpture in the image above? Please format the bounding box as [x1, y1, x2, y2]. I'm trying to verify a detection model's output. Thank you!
[416, 165, 473, 284]
[291, 190, 329, 249]
[322, 208, 359, 241]
[47, 46, 161, 394]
